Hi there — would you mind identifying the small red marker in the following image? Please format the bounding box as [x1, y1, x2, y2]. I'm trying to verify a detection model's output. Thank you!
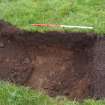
[32, 24, 60, 27]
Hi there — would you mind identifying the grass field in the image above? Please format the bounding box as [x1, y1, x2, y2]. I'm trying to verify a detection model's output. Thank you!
[0, 81, 105, 105]
[0, 0, 105, 33]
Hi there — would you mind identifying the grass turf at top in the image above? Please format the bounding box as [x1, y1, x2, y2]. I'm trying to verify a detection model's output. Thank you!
[0, 0, 105, 33]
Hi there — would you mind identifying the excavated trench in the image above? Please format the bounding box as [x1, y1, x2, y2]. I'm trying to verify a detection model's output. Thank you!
[0, 20, 105, 100]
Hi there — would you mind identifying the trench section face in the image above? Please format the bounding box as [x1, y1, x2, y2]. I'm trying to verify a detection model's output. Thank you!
[0, 20, 103, 100]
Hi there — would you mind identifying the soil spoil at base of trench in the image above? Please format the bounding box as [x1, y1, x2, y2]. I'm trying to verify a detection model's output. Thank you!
[0, 20, 105, 100]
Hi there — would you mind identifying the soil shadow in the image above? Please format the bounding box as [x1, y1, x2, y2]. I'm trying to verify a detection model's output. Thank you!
[0, 20, 105, 100]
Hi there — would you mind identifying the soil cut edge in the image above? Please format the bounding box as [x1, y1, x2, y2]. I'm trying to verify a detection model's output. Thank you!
[0, 20, 105, 100]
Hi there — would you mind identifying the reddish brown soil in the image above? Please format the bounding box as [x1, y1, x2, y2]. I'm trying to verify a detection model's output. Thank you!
[0, 20, 105, 100]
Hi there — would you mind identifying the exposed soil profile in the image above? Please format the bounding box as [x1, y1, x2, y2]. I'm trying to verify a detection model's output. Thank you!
[0, 20, 105, 100]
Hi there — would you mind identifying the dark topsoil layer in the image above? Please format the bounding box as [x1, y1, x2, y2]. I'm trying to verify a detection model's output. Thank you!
[0, 20, 105, 100]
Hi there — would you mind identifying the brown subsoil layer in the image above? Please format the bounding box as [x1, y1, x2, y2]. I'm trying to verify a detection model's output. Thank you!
[0, 20, 105, 100]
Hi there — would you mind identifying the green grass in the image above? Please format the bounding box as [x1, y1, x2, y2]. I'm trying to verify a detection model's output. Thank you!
[0, 0, 105, 33]
[0, 81, 58, 105]
[0, 81, 105, 105]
